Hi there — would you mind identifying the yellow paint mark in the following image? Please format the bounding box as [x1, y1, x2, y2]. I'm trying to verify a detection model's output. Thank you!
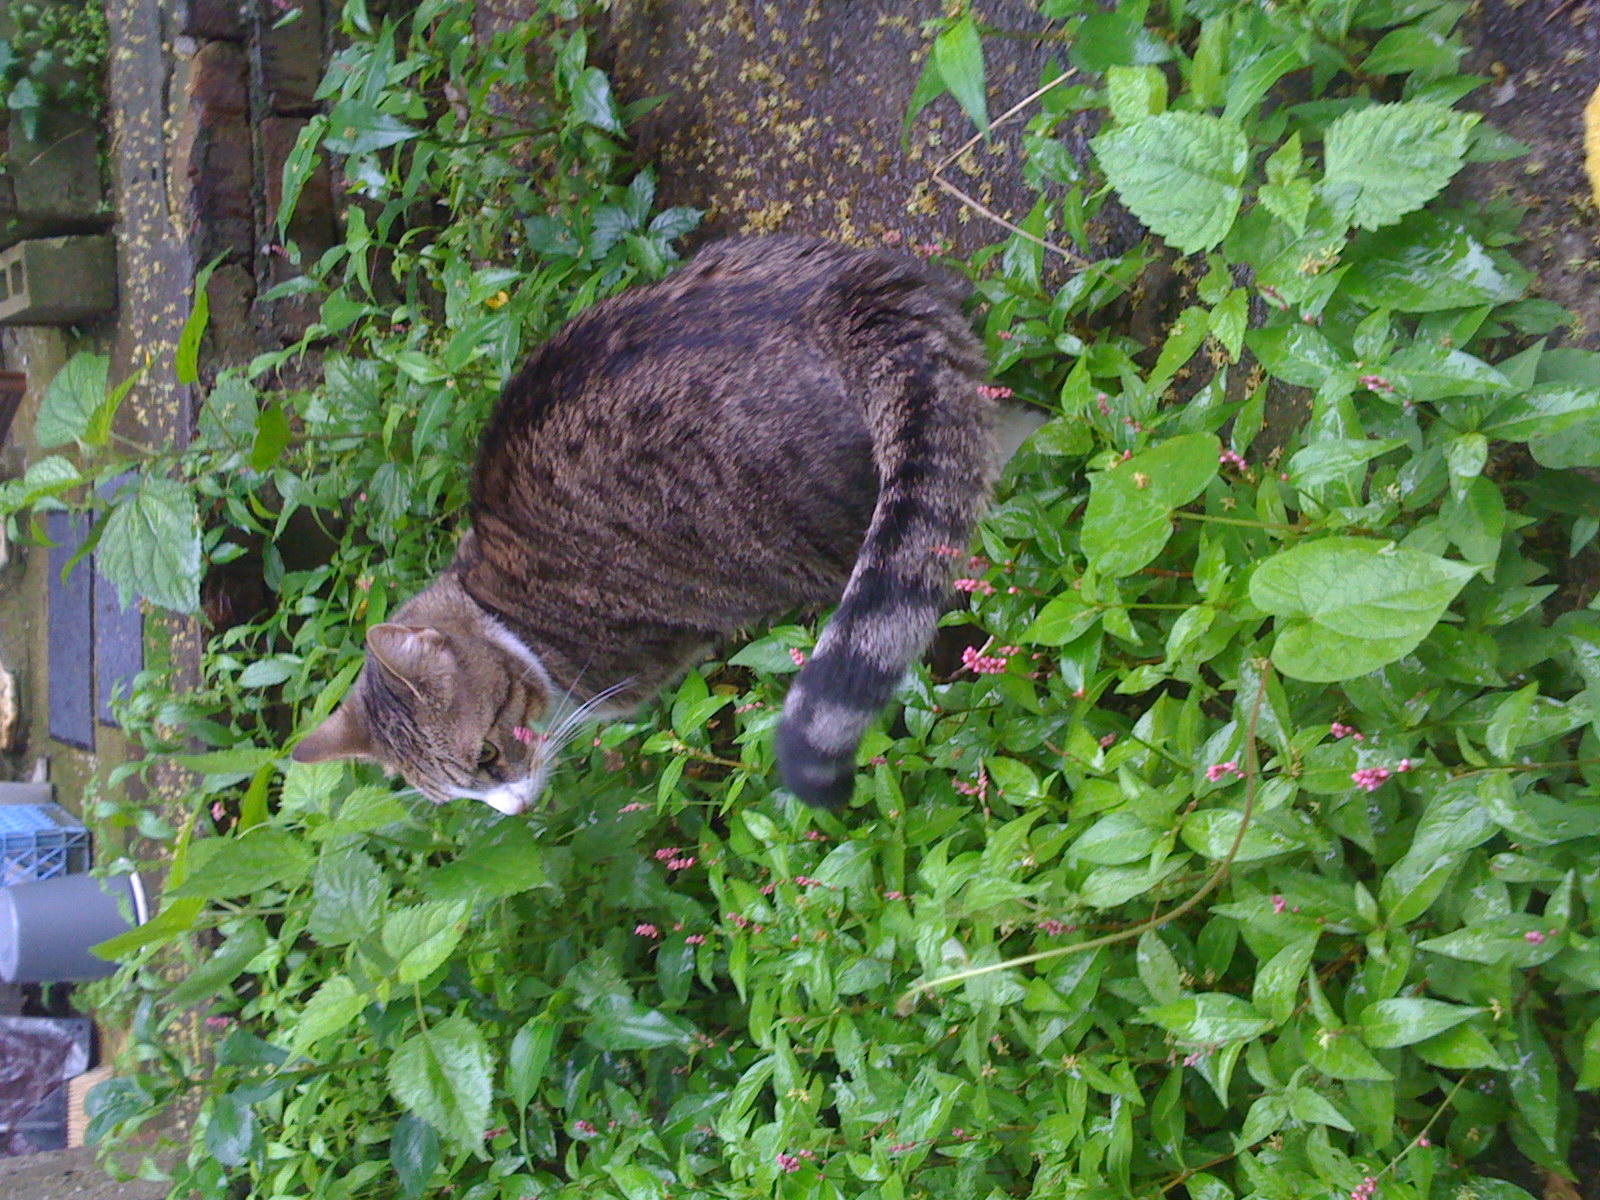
[1586, 79, 1600, 209]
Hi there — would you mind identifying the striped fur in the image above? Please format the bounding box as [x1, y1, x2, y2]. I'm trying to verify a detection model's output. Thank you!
[293, 236, 997, 812]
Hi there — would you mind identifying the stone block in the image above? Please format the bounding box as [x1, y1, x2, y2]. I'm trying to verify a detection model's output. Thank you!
[175, 41, 254, 260]
[179, 0, 246, 40]
[0, 113, 108, 249]
[0, 237, 117, 325]
[260, 0, 326, 116]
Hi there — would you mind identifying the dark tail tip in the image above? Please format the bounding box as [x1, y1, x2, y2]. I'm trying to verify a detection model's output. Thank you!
[776, 716, 856, 809]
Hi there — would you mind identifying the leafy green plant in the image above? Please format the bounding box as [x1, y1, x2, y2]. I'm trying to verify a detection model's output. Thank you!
[0, 0, 107, 140]
[10, 0, 1600, 1198]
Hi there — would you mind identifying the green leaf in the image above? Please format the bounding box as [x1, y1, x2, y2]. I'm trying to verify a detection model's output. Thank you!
[205, 1091, 257, 1168]
[1105, 65, 1165, 125]
[1250, 537, 1476, 682]
[391, 1114, 440, 1200]
[1146, 994, 1272, 1044]
[1094, 112, 1249, 253]
[387, 1016, 493, 1151]
[1418, 915, 1563, 967]
[309, 849, 386, 947]
[251, 400, 292, 472]
[35, 352, 108, 449]
[583, 997, 697, 1051]
[1081, 433, 1221, 576]
[168, 827, 313, 900]
[1247, 325, 1345, 388]
[508, 1014, 556, 1111]
[1259, 134, 1312, 234]
[1359, 998, 1482, 1048]
[1210, 288, 1248, 361]
[176, 258, 220, 386]
[1180, 809, 1303, 862]
[1341, 213, 1524, 312]
[382, 900, 469, 985]
[1026, 590, 1101, 646]
[288, 974, 369, 1059]
[96, 476, 202, 613]
[426, 820, 550, 902]
[932, 16, 987, 136]
[276, 114, 327, 237]
[1321, 102, 1478, 230]
[571, 66, 623, 134]
[1252, 935, 1318, 1025]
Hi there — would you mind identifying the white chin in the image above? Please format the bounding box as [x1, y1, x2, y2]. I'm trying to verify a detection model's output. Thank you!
[482, 789, 527, 816]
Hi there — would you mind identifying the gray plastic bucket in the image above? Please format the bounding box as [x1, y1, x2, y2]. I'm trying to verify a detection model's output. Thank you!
[0, 872, 148, 982]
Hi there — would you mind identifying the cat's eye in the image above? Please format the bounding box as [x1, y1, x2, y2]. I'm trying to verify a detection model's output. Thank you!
[477, 741, 501, 769]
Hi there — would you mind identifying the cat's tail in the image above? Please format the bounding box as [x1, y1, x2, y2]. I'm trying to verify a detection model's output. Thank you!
[777, 257, 996, 808]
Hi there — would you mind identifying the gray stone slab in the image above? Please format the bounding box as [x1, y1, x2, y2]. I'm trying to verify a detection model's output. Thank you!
[44, 513, 93, 751]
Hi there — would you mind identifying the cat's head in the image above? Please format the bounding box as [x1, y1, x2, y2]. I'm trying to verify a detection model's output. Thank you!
[291, 618, 556, 815]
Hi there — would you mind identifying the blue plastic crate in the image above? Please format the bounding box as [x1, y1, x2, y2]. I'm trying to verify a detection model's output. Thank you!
[0, 803, 91, 885]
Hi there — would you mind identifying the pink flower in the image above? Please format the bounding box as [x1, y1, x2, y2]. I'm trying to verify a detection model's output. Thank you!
[961, 644, 1008, 674]
[1098, 733, 1118, 748]
[790, 648, 807, 667]
[1525, 930, 1547, 945]
[654, 847, 681, 861]
[1038, 919, 1070, 935]
[1206, 761, 1241, 781]
[1359, 374, 1395, 394]
[685, 933, 706, 945]
[1330, 722, 1363, 740]
[995, 330, 1013, 341]
[634, 923, 660, 938]
[884, 890, 905, 901]
[776, 1153, 802, 1173]
[1418, 1135, 1431, 1148]
[512, 725, 536, 745]
[572, 1119, 598, 1137]
[204, 1015, 234, 1030]
[1219, 448, 1248, 471]
[211, 801, 227, 822]
[977, 384, 1015, 400]
[1351, 766, 1390, 792]
[1271, 894, 1287, 915]
[619, 801, 649, 813]
[1351, 1176, 1379, 1200]
[953, 578, 996, 596]
[666, 856, 696, 871]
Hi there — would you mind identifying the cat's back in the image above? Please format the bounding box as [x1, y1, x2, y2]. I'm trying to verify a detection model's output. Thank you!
[474, 236, 973, 452]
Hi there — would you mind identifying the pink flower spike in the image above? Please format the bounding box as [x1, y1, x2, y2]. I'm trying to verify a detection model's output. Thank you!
[1330, 721, 1358, 740]
[1418, 1135, 1431, 1148]
[776, 1153, 803, 1173]
[1271, 894, 1287, 915]
[1205, 761, 1240, 782]
[996, 330, 1013, 340]
[634, 923, 660, 939]
[512, 725, 536, 745]
[1525, 930, 1547, 945]
[790, 648, 807, 667]
[961, 644, 1008, 674]
[685, 933, 706, 945]
[1351, 766, 1391, 792]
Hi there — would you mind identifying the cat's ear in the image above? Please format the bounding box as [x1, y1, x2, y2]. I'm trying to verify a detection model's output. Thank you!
[291, 705, 374, 763]
[365, 623, 451, 689]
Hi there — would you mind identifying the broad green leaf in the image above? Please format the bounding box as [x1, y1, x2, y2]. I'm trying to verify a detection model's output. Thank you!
[1418, 915, 1563, 967]
[1252, 934, 1318, 1024]
[1341, 213, 1524, 312]
[96, 476, 202, 613]
[1105, 65, 1165, 125]
[426, 819, 550, 902]
[1180, 809, 1303, 862]
[382, 900, 469, 985]
[1413, 1023, 1507, 1069]
[1322, 102, 1477, 229]
[571, 66, 623, 134]
[1146, 994, 1272, 1044]
[167, 827, 312, 900]
[1259, 133, 1312, 233]
[1359, 998, 1482, 1048]
[35, 352, 108, 448]
[1094, 112, 1248, 253]
[1250, 537, 1476, 681]
[391, 1114, 440, 1200]
[251, 400, 292, 471]
[932, 16, 987, 136]
[1025, 590, 1101, 645]
[1210, 288, 1248, 361]
[387, 1016, 493, 1151]
[309, 849, 386, 947]
[288, 975, 369, 1058]
[205, 1091, 257, 1168]
[1081, 433, 1221, 576]
[583, 997, 697, 1051]
[1246, 325, 1344, 388]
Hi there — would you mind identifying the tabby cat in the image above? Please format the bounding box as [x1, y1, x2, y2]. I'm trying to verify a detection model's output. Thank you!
[292, 236, 998, 812]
